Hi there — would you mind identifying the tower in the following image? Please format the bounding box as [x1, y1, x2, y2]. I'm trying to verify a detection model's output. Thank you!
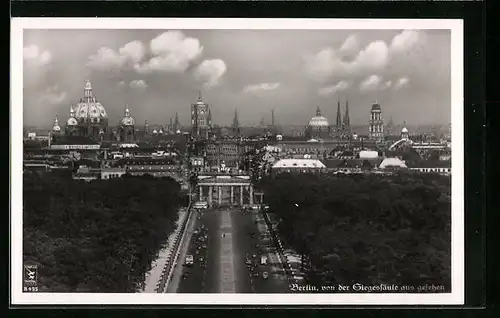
[368, 101, 384, 142]
[52, 115, 61, 135]
[169, 117, 173, 134]
[144, 120, 149, 134]
[190, 91, 210, 139]
[271, 109, 275, 126]
[174, 112, 180, 133]
[232, 108, 240, 133]
[119, 106, 135, 142]
[335, 100, 342, 139]
[401, 121, 409, 140]
[386, 116, 394, 136]
[342, 99, 351, 138]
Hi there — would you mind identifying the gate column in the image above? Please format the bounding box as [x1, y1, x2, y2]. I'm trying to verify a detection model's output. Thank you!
[230, 186, 234, 205]
[240, 185, 244, 206]
[218, 186, 222, 205]
[208, 186, 213, 207]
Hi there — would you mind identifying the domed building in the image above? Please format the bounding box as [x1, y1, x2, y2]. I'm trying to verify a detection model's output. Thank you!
[118, 106, 135, 142]
[65, 105, 78, 136]
[71, 79, 109, 139]
[305, 106, 331, 139]
[52, 115, 61, 135]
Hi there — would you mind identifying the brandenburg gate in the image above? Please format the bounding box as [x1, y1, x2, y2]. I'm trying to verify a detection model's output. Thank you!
[196, 174, 255, 207]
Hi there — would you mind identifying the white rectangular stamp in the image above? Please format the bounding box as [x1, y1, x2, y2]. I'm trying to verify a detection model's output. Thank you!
[11, 17, 464, 305]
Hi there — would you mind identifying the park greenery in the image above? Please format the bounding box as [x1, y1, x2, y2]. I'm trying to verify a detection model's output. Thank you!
[23, 172, 182, 292]
[259, 171, 452, 291]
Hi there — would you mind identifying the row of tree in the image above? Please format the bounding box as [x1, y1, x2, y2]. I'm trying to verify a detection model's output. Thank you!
[23, 173, 182, 292]
[259, 172, 452, 291]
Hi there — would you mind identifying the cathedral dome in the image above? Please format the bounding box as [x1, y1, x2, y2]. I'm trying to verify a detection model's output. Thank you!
[402, 127, 409, 133]
[120, 107, 135, 126]
[73, 80, 108, 123]
[308, 106, 329, 127]
[52, 115, 61, 132]
[66, 117, 78, 126]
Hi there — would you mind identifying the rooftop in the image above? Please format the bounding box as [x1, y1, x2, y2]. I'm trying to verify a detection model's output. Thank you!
[272, 159, 326, 169]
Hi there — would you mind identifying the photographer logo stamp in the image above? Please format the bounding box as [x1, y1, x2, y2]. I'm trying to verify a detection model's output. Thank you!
[23, 264, 39, 292]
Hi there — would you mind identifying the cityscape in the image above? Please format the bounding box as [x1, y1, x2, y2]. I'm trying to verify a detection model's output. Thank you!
[19, 26, 454, 301]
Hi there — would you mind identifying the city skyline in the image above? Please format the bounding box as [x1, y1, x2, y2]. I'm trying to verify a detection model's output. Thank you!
[23, 28, 451, 128]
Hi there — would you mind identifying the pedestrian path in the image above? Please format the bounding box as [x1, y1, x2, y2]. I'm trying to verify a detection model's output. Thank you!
[142, 208, 187, 293]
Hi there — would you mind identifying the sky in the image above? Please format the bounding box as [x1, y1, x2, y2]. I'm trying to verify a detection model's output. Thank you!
[23, 29, 451, 128]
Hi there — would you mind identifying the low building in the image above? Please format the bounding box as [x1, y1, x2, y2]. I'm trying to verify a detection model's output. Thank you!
[72, 166, 100, 181]
[379, 157, 407, 170]
[271, 158, 326, 175]
[101, 167, 127, 180]
[115, 158, 183, 181]
[407, 160, 451, 175]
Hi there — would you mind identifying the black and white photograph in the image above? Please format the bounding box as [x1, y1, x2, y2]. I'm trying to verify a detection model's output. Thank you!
[11, 18, 464, 305]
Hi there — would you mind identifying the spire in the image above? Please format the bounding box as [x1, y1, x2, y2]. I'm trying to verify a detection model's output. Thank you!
[125, 105, 130, 117]
[336, 100, 342, 128]
[207, 108, 212, 126]
[233, 108, 239, 129]
[169, 117, 173, 132]
[316, 106, 322, 117]
[174, 112, 180, 131]
[271, 109, 275, 126]
[198, 90, 202, 101]
[54, 115, 59, 125]
[343, 99, 350, 129]
[69, 104, 75, 117]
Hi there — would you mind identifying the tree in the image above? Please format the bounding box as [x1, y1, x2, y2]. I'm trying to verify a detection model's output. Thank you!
[260, 172, 451, 291]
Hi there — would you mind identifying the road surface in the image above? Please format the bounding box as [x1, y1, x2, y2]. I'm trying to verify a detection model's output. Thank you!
[173, 206, 290, 293]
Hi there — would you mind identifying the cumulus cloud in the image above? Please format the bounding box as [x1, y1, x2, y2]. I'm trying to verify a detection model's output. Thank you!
[394, 77, 410, 90]
[38, 85, 67, 104]
[87, 40, 145, 71]
[305, 39, 389, 82]
[359, 75, 383, 93]
[135, 31, 204, 74]
[23, 44, 52, 65]
[194, 59, 227, 89]
[339, 35, 359, 56]
[118, 81, 126, 87]
[129, 80, 147, 91]
[318, 80, 349, 96]
[243, 82, 281, 95]
[390, 30, 421, 52]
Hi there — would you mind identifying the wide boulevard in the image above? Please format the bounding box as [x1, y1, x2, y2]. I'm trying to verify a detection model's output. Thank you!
[169, 206, 290, 293]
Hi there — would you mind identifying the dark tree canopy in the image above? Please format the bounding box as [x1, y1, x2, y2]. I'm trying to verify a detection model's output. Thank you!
[259, 172, 451, 291]
[23, 173, 182, 292]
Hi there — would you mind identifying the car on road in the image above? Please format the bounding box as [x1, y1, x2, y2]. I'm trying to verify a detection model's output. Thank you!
[185, 254, 194, 266]
[260, 255, 268, 265]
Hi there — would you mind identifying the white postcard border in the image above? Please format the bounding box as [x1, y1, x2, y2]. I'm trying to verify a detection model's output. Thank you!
[10, 18, 464, 305]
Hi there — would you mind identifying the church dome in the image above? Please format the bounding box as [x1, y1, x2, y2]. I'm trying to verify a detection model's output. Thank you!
[308, 106, 329, 127]
[66, 117, 78, 126]
[73, 80, 108, 123]
[120, 107, 135, 126]
[402, 127, 409, 133]
[52, 115, 61, 132]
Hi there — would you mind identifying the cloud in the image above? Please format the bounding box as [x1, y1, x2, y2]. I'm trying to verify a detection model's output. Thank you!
[359, 75, 383, 93]
[394, 77, 410, 90]
[129, 80, 147, 91]
[87, 40, 145, 71]
[38, 85, 67, 104]
[318, 80, 350, 96]
[390, 30, 421, 52]
[135, 31, 203, 74]
[305, 39, 389, 82]
[23, 44, 52, 65]
[339, 35, 359, 56]
[118, 81, 126, 87]
[194, 59, 227, 89]
[243, 82, 281, 95]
